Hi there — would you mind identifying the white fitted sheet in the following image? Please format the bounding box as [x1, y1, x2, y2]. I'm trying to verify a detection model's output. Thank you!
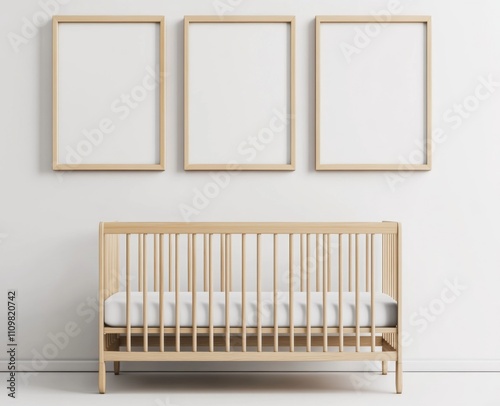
[105, 292, 397, 328]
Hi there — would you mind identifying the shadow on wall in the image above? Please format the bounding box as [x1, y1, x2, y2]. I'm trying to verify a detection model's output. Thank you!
[39, 19, 53, 173]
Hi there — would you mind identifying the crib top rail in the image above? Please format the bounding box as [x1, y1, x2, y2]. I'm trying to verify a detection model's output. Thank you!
[101, 222, 398, 235]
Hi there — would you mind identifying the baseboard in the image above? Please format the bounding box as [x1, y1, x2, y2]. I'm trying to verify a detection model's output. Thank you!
[1, 360, 499, 373]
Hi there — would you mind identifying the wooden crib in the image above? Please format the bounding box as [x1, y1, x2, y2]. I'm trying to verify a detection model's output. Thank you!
[98, 222, 402, 393]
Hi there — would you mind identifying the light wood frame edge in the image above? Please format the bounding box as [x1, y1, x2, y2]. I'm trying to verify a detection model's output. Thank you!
[101, 221, 399, 235]
[52, 15, 166, 171]
[184, 16, 296, 171]
[396, 221, 403, 392]
[98, 222, 105, 393]
[315, 16, 432, 171]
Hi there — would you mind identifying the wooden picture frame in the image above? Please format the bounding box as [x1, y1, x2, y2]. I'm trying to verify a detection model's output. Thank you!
[184, 16, 296, 171]
[316, 16, 432, 171]
[53, 16, 166, 171]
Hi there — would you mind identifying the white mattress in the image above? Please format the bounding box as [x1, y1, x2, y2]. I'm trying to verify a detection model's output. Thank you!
[105, 292, 397, 328]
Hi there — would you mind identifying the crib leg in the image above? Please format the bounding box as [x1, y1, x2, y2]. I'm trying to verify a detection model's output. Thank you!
[396, 361, 402, 394]
[98, 361, 106, 394]
[382, 360, 388, 375]
[114, 361, 120, 375]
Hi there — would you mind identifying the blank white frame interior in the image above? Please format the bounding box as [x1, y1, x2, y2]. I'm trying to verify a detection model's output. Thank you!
[316, 16, 432, 171]
[53, 16, 165, 171]
[184, 16, 296, 171]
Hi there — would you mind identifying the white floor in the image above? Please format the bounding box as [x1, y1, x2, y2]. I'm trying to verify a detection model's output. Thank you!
[2, 372, 499, 406]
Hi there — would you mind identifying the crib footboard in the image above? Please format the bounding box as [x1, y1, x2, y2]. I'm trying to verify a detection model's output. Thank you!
[98, 222, 402, 394]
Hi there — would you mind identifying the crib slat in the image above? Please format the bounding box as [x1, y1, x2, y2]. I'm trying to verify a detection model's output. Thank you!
[204, 234, 208, 292]
[389, 235, 393, 349]
[242, 234, 247, 352]
[348, 234, 352, 292]
[188, 233, 192, 292]
[138, 234, 143, 292]
[126, 234, 131, 352]
[389, 235, 392, 300]
[300, 234, 305, 292]
[316, 234, 320, 292]
[159, 234, 165, 352]
[365, 234, 369, 292]
[289, 234, 294, 352]
[338, 234, 344, 352]
[175, 234, 180, 352]
[388, 234, 391, 299]
[221, 234, 225, 292]
[382, 233, 387, 351]
[209, 234, 214, 352]
[370, 233, 376, 352]
[143, 234, 148, 352]
[115, 235, 119, 293]
[274, 234, 278, 352]
[382, 234, 386, 296]
[327, 234, 331, 292]
[228, 235, 232, 292]
[169, 234, 174, 292]
[306, 234, 311, 352]
[355, 234, 360, 352]
[154, 234, 158, 292]
[323, 234, 328, 352]
[192, 234, 197, 352]
[257, 233, 262, 352]
[225, 234, 230, 352]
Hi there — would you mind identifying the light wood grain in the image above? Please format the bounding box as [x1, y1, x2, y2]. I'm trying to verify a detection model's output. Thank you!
[184, 16, 296, 171]
[104, 326, 397, 335]
[289, 234, 294, 352]
[103, 222, 398, 235]
[192, 234, 197, 352]
[53, 16, 166, 171]
[257, 234, 262, 352]
[159, 234, 165, 352]
[105, 351, 397, 362]
[338, 234, 344, 352]
[119, 335, 384, 348]
[126, 235, 131, 352]
[242, 234, 247, 352]
[315, 15, 432, 171]
[175, 234, 180, 352]
[274, 234, 279, 352]
[142, 235, 148, 352]
[209, 234, 214, 352]
[306, 234, 311, 352]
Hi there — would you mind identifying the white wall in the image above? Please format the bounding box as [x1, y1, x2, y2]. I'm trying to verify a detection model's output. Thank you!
[1, 0, 500, 373]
